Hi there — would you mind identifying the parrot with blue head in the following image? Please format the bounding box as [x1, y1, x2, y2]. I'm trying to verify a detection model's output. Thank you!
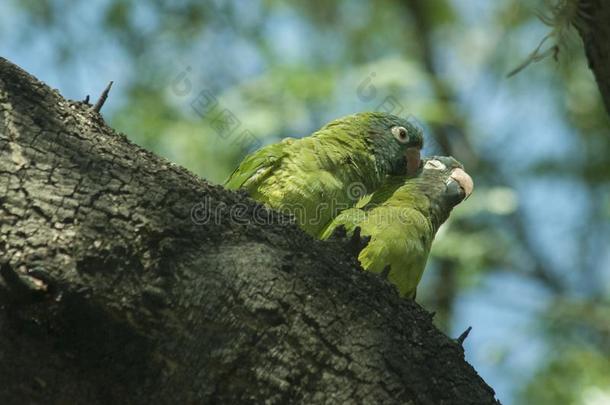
[320, 156, 474, 299]
[225, 112, 424, 236]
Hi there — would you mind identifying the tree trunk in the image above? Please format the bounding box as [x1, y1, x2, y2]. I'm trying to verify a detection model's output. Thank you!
[0, 57, 498, 404]
[576, 0, 610, 116]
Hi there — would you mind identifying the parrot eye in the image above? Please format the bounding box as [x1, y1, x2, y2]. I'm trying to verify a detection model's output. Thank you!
[391, 126, 409, 143]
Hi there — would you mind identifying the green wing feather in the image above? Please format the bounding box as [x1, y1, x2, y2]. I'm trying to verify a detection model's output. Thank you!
[224, 132, 381, 236]
[224, 139, 294, 190]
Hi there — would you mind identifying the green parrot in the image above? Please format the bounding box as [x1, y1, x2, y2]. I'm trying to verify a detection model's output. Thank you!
[320, 156, 474, 299]
[225, 112, 424, 236]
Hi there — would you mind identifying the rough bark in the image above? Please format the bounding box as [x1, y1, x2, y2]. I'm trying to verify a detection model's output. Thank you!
[0, 57, 498, 404]
[576, 0, 610, 116]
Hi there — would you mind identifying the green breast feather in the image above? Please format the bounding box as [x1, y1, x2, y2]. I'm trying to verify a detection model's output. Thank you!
[320, 179, 433, 298]
[320, 156, 472, 298]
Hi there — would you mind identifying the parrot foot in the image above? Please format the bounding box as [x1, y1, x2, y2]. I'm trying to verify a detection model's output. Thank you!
[328, 224, 348, 240]
[347, 226, 371, 256]
[328, 225, 371, 260]
[379, 265, 391, 279]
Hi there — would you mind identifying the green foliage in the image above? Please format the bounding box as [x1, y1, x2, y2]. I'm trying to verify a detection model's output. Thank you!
[522, 348, 610, 404]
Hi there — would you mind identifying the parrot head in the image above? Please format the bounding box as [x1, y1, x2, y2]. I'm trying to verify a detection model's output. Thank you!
[322, 112, 424, 177]
[419, 155, 473, 226]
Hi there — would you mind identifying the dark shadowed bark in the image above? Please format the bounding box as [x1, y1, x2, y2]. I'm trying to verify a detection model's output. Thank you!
[0, 57, 498, 404]
[576, 0, 610, 116]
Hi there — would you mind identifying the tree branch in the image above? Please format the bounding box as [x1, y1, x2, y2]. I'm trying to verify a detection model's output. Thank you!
[0, 57, 498, 404]
[575, 0, 610, 116]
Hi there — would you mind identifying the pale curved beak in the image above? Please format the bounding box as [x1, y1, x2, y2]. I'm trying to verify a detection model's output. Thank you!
[450, 168, 474, 199]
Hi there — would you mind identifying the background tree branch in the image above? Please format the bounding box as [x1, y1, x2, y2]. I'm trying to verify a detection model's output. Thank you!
[576, 0, 610, 116]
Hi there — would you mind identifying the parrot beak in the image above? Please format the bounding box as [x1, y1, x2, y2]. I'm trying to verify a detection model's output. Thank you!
[449, 168, 474, 200]
[405, 147, 422, 177]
